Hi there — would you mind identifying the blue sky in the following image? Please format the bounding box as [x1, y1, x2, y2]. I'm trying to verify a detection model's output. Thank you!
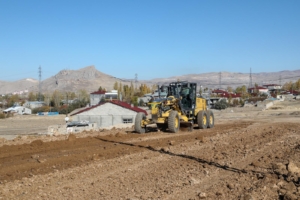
[0, 0, 299, 81]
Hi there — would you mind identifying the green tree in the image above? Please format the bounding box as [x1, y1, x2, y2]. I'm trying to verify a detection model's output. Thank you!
[139, 99, 144, 106]
[214, 99, 228, 110]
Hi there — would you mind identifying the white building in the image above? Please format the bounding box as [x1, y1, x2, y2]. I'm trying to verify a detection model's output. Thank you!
[3, 106, 32, 115]
[90, 90, 119, 106]
[90, 91, 106, 106]
[263, 84, 282, 90]
[71, 100, 147, 128]
[23, 101, 46, 109]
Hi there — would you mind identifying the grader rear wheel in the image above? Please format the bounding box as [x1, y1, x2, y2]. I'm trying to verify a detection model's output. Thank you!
[207, 110, 215, 128]
[168, 110, 180, 133]
[134, 112, 146, 134]
[197, 111, 208, 129]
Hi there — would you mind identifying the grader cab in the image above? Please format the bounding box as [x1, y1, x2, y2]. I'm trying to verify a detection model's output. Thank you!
[134, 81, 214, 133]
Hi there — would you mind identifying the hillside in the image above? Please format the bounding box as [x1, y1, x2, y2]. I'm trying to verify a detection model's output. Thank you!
[0, 66, 300, 94]
[40, 66, 133, 93]
[148, 70, 300, 88]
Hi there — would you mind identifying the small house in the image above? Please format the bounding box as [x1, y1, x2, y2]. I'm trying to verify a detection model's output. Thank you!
[70, 100, 147, 128]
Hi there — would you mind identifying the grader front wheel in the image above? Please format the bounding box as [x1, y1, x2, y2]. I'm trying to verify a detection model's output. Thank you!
[168, 110, 180, 133]
[134, 112, 146, 134]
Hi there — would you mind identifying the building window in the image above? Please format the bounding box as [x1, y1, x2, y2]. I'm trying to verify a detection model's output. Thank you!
[123, 118, 133, 124]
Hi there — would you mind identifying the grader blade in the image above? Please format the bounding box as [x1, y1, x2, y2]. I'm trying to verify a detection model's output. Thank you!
[179, 121, 194, 132]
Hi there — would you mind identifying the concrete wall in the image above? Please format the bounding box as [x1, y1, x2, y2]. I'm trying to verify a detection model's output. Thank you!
[74, 103, 137, 128]
[90, 94, 105, 106]
[47, 123, 98, 135]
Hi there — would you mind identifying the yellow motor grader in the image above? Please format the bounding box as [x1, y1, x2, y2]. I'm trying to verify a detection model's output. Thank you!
[134, 81, 214, 133]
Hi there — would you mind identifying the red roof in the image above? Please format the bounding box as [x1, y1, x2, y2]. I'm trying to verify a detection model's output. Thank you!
[281, 90, 300, 95]
[70, 100, 147, 116]
[263, 84, 280, 87]
[219, 93, 241, 98]
[212, 89, 227, 94]
[90, 91, 106, 94]
[248, 86, 268, 90]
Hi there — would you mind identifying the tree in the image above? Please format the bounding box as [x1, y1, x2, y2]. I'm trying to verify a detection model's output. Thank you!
[118, 82, 123, 100]
[77, 89, 89, 102]
[139, 99, 144, 106]
[227, 86, 233, 93]
[98, 86, 106, 92]
[7, 94, 20, 107]
[113, 81, 118, 90]
[130, 82, 134, 96]
[294, 79, 300, 90]
[44, 92, 51, 107]
[52, 90, 62, 108]
[28, 92, 36, 101]
[100, 96, 106, 103]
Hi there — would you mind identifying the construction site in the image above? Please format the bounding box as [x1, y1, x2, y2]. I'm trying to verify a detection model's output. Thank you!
[0, 95, 300, 199]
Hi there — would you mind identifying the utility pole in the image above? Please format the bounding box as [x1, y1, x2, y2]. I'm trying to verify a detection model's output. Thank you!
[249, 68, 253, 88]
[219, 72, 221, 89]
[66, 93, 69, 117]
[38, 66, 42, 101]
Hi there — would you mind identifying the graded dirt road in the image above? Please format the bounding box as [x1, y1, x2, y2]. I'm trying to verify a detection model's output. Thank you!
[0, 99, 300, 199]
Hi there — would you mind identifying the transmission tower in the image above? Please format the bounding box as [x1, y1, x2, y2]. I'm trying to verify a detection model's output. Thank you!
[279, 75, 282, 86]
[219, 72, 221, 89]
[135, 73, 138, 89]
[38, 66, 42, 101]
[249, 68, 253, 88]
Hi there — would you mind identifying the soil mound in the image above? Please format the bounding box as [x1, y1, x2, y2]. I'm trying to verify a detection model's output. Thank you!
[30, 139, 44, 146]
[67, 134, 77, 142]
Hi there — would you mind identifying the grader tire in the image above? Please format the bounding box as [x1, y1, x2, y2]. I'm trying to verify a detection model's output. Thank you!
[197, 111, 208, 129]
[168, 110, 180, 133]
[207, 110, 215, 128]
[135, 112, 146, 134]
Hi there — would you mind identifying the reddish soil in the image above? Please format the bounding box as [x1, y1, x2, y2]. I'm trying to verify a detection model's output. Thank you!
[0, 104, 300, 199]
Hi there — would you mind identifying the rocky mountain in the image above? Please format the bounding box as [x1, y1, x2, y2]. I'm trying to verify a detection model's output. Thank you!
[1, 66, 300, 95]
[0, 66, 134, 95]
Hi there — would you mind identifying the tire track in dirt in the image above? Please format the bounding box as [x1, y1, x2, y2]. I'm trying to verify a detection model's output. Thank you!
[0, 122, 250, 183]
[1, 121, 299, 199]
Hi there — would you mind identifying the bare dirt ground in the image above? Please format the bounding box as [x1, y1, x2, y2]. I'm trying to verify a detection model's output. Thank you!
[0, 99, 300, 199]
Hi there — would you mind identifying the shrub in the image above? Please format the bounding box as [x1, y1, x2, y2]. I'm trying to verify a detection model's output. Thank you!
[32, 106, 51, 114]
[0, 113, 5, 119]
[0, 112, 13, 119]
[214, 99, 228, 110]
[232, 99, 239, 107]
